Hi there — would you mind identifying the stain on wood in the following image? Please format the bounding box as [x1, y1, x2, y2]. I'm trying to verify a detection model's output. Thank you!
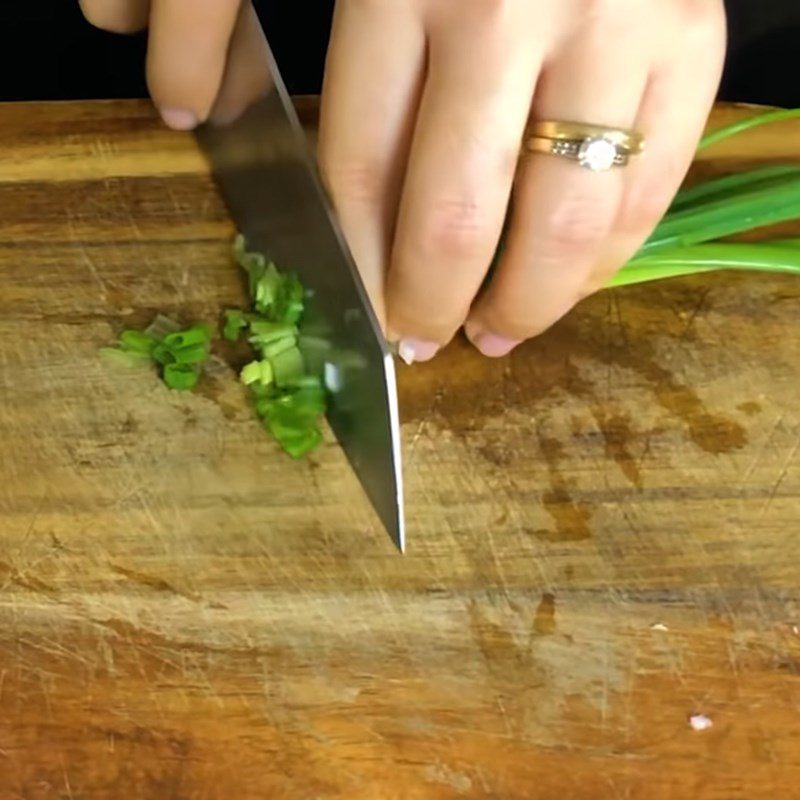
[0, 99, 799, 798]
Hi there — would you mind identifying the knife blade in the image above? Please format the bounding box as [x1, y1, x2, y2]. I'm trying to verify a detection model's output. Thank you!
[196, 43, 405, 552]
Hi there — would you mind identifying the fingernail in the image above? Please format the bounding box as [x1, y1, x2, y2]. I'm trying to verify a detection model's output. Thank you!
[398, 338, 439, 365]
[160, 108, 198, 131]
[471, 332, 521, 358]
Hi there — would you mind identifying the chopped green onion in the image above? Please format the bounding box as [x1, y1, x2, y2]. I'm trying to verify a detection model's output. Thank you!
[254, 264, 283, 314]
[265, 419, 323, 459]
[222, 309, 249, 342]
[240, 359, 274, 387]
[258, 336, 298, 360]
[171, 343, 211, 365]
[163, 363, 200, 391]
[151, 343, 176, 366]
[227, 237, 330, 458]
[163, 324, 212, 350]
[270, 346, 305, 388]
[119, 330, 157, 354]
[100, 347, 152, 367]
[273, 274, 305, 324]
[103, 316, 211, 392]
[248, 319, 298, 344]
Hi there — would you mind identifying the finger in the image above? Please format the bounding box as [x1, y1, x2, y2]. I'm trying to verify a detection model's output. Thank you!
[594, 0, 727, 289]
[146, 0, 243, 129]
[465, 10, 650, 356]
[79, 0, 150, 34]
[317, 0, 426, 327]
[208, 3, 271, 126]
[386, 5, 541, 361]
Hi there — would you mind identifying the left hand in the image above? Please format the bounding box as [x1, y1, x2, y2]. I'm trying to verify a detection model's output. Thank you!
[318, 0, 727, 360]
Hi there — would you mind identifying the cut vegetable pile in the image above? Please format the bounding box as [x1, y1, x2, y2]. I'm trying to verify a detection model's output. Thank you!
[224, 235, 327, 458]
[102, 106, 800, 461]
[101, 317, 212, 391]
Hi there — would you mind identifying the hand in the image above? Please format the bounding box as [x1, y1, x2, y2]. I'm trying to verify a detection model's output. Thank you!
[318, 0, 726, 361]
[79, 0, 270, 128]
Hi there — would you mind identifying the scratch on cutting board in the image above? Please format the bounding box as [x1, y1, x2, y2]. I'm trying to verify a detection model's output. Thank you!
[108, 563, 204, 605]
[424, 763, 473, 794]
[757, 435, 799, 520]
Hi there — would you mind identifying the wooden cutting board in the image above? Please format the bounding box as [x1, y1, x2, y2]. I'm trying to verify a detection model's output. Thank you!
[0, 99, 798, 800]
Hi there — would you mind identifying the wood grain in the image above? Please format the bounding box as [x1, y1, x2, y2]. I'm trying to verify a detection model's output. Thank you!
[0, 99, 799, 800]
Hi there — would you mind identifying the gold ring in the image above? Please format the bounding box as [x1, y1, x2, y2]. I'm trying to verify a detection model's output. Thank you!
[524, 120, 645, 172]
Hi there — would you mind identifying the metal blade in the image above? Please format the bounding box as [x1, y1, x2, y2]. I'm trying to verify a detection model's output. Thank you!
[196, 45, 405, 551]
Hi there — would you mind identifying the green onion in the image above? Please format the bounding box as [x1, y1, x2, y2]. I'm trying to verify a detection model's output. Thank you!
[641, 177, 800, 253]
[151, 343, 176, 366]
[248, 320, 298, 344]
[228, 236, 328, 457]
[270, 346, 305, 388]
[606, 106, 800, 287]
[171, 343, 211, 365]
[241, 359, 274, 387]
[697, 107, 800, 151]
[100, 347, 152, 367]
[258, 336, 298, 360]
[669, 165, 800, 213]
[119, 329, 157, 355]
[265, 419, 323, 460]
[222, 309, 249, 342]
[163, 324, 212, 350]
[103, 316, 212, 392]
[163, 363, 200, 391]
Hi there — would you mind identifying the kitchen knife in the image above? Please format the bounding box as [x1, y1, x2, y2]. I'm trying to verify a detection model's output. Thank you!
[196, 43, 405, 552]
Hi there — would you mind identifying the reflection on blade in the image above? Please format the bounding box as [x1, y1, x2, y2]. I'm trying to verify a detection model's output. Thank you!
[196, 47, 405, 551]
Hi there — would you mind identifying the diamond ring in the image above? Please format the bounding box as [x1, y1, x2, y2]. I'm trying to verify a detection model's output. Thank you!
[524, 121, 645, 172]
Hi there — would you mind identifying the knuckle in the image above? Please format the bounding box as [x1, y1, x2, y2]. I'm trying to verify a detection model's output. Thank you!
[539, 192, 615, 259]
[415, 198, 497, 264]
[319, 157, 387, 209]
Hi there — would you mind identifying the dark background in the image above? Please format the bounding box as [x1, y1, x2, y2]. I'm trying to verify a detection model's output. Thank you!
[0, 1, 798, 106]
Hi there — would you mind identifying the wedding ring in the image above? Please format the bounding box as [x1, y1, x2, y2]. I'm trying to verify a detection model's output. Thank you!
[524, 120, 645, 172]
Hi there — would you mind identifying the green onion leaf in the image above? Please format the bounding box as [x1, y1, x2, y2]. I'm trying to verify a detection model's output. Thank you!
[669, 165, 800, 213]
[222, 309, 249, 342]
[100, 347, 153, 367]
[119, 329, 157, 355]
[254, 264, 283, 315]
[163, 363, 200, 391]
[698, 107, 800, 151]
[152, 343, 177, 366]
[270, 346, 305, 388]
[258, 336, 298, 360]
[171, 343, 211, 365]
[163, 324, 212, 351]
[240, 360, 274, 387]
[641, 177, 800, 253]
[265, 420, 323, 459]
[274, 273, 305, 324]
[248, 320, 298, 346]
